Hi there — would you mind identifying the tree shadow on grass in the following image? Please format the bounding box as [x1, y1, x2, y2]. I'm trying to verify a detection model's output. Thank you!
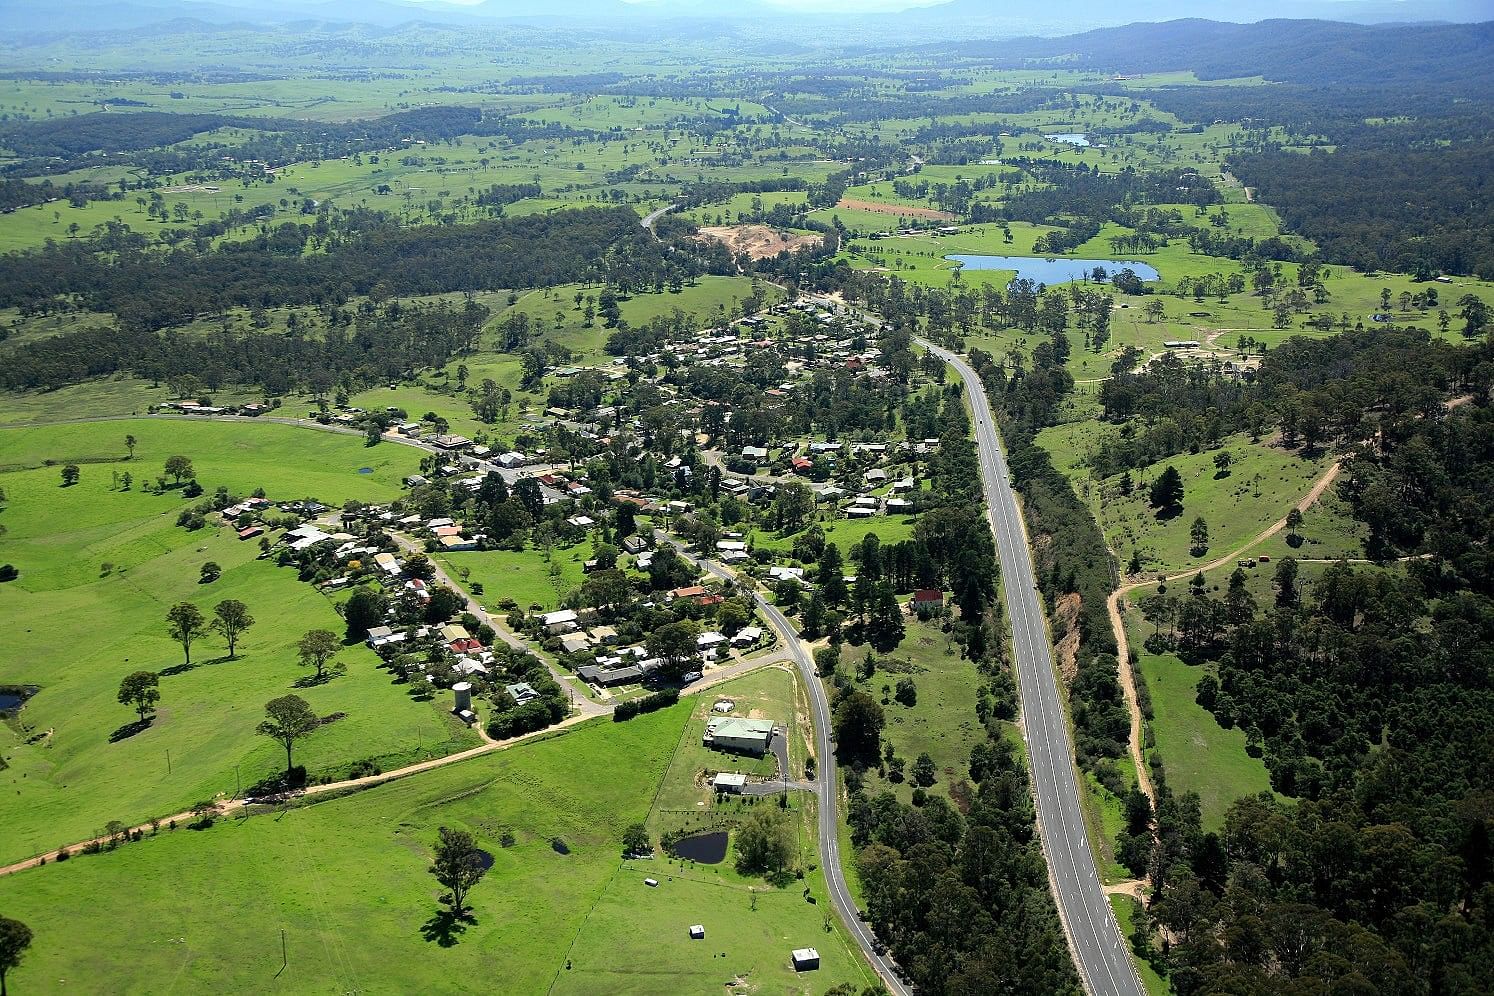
[421, 909, 475, 947]
[159, 655, 232, 678]
[109, 718, 153, 743]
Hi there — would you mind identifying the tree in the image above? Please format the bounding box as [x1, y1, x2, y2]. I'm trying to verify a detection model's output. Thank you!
[124, 434, 137, 459]
[832, 688, 884, 764]
[895, 677, 918, 707]
[165, 602, 206, 664]
[0, 916, 33, 996]
[211, 599, 255, 658]
[912, 752, 937, 787]
[867, 582, 905, 652]
[199, 561, 221, 583]
[163, 455, 194, 484]
[622, 822, 651, 856]
[1212, 451, 1232, 477]
[341, 586, 388, 640]
[646, 619, 700, 681]
[1285, 507, 1304, 545]
[118, 670, 160, 723]
[256, 694, 318, 778]
[1189, 517, 1210, 556]
[297, 629, 341, 681]
[60, 463, 79, 487]
[734, 807, 794, 877]
[1149, 465, 1184, 514]
[430, 826, 488, 917]
[1458, 294, 1489, 338]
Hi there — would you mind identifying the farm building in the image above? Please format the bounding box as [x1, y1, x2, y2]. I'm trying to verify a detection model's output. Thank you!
[791, 948, 820, 971]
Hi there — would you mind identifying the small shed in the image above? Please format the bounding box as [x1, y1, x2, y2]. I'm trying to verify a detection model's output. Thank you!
[791, 947, 820, 971]
[713, 772, 748, 794]
[689, 925, 705, 939]
[644, 878, 659, 887]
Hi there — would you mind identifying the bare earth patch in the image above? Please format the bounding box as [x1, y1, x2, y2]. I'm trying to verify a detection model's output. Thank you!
[1053, 592, 1082, 687]
[835, 197, 955, 220]
[695, 224, 822, 260]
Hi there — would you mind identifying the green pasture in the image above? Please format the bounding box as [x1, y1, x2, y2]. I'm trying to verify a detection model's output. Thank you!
[0, 710, 684, 993]
[0, 438, 476, 864]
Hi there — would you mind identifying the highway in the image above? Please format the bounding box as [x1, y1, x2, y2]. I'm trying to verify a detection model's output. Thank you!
[656, 531, 912, 996]
[918, 340, 1141, 996]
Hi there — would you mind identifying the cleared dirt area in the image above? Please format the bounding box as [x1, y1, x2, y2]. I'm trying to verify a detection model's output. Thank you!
[696, 224, 823, 260]
[835, 197, 955, 220]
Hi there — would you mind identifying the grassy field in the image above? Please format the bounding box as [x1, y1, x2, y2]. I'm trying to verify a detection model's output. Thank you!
[834, 616, 984, 806]
[438, 541, 593, 614]
[1089, 434, 1334, 576]
[0, 418, 421, 503]
[1124, 615, 1274, 832]
[0, 711, 680, 993]
[0, 420, 471, 864]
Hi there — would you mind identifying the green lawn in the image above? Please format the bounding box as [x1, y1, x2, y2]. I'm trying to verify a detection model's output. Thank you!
[0, 422, 470, 864]
[753, 514, 918, 557]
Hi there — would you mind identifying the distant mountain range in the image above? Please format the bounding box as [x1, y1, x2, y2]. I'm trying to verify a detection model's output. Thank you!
[2, 0, 1488, 36]
[946, 17, 1494, 88]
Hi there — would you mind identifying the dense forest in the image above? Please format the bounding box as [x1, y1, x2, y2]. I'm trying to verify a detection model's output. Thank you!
[1102, 330, 1494, 993]
[0, 205, 723, 347]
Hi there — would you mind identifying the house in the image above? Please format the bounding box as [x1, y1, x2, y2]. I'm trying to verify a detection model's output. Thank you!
[504, 682, 539, 705]
[712, 772, 747, 794]
[791, 457, 813, 474]
[496, 451, 527, 469]
[590, 625, 619, 645]
[768, 565, 805, 583]
[704, 717, 775, 756]
[864, 468, 888, 484]
[621, 535, 648, 555]
[440, 623, 472, 645]
[541, 609, 580, 634]
[439, 535, 477, 552]
[670, 585, 708, 603]
[791, 948, 820, 971]
[559, 633, 591, 655]
[731, 626, 764, 648]
[285, 525, 333, 551]
[373, 552, 401, 576]
[741, 445, 770, 463]
[429, 434, 472, 451]
[912, 589, 945, 616]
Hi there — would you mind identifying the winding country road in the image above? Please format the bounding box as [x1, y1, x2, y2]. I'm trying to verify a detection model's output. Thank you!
[656, 530, 912, 996]
[919, 340, 1142, 996]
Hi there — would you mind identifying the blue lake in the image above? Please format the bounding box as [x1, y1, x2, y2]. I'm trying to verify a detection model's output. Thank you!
[946, 255, 1160, 286]
[1046, 132, 1090, 147]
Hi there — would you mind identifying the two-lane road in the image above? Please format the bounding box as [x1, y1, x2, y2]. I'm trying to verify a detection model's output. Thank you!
[919, 340, 1141, 996]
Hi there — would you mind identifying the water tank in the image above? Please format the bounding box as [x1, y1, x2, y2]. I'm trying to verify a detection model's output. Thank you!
[453, 682, 473, 713]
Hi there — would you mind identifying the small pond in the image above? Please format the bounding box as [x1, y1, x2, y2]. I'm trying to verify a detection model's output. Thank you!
[668, 831, 728, 865]
[475, 848, 495, 871]
[1046, 132, 1090, 147]
[0, 685, 37, 715]
[357, 467, 374, 475]
[946, 254, 1160, 287]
